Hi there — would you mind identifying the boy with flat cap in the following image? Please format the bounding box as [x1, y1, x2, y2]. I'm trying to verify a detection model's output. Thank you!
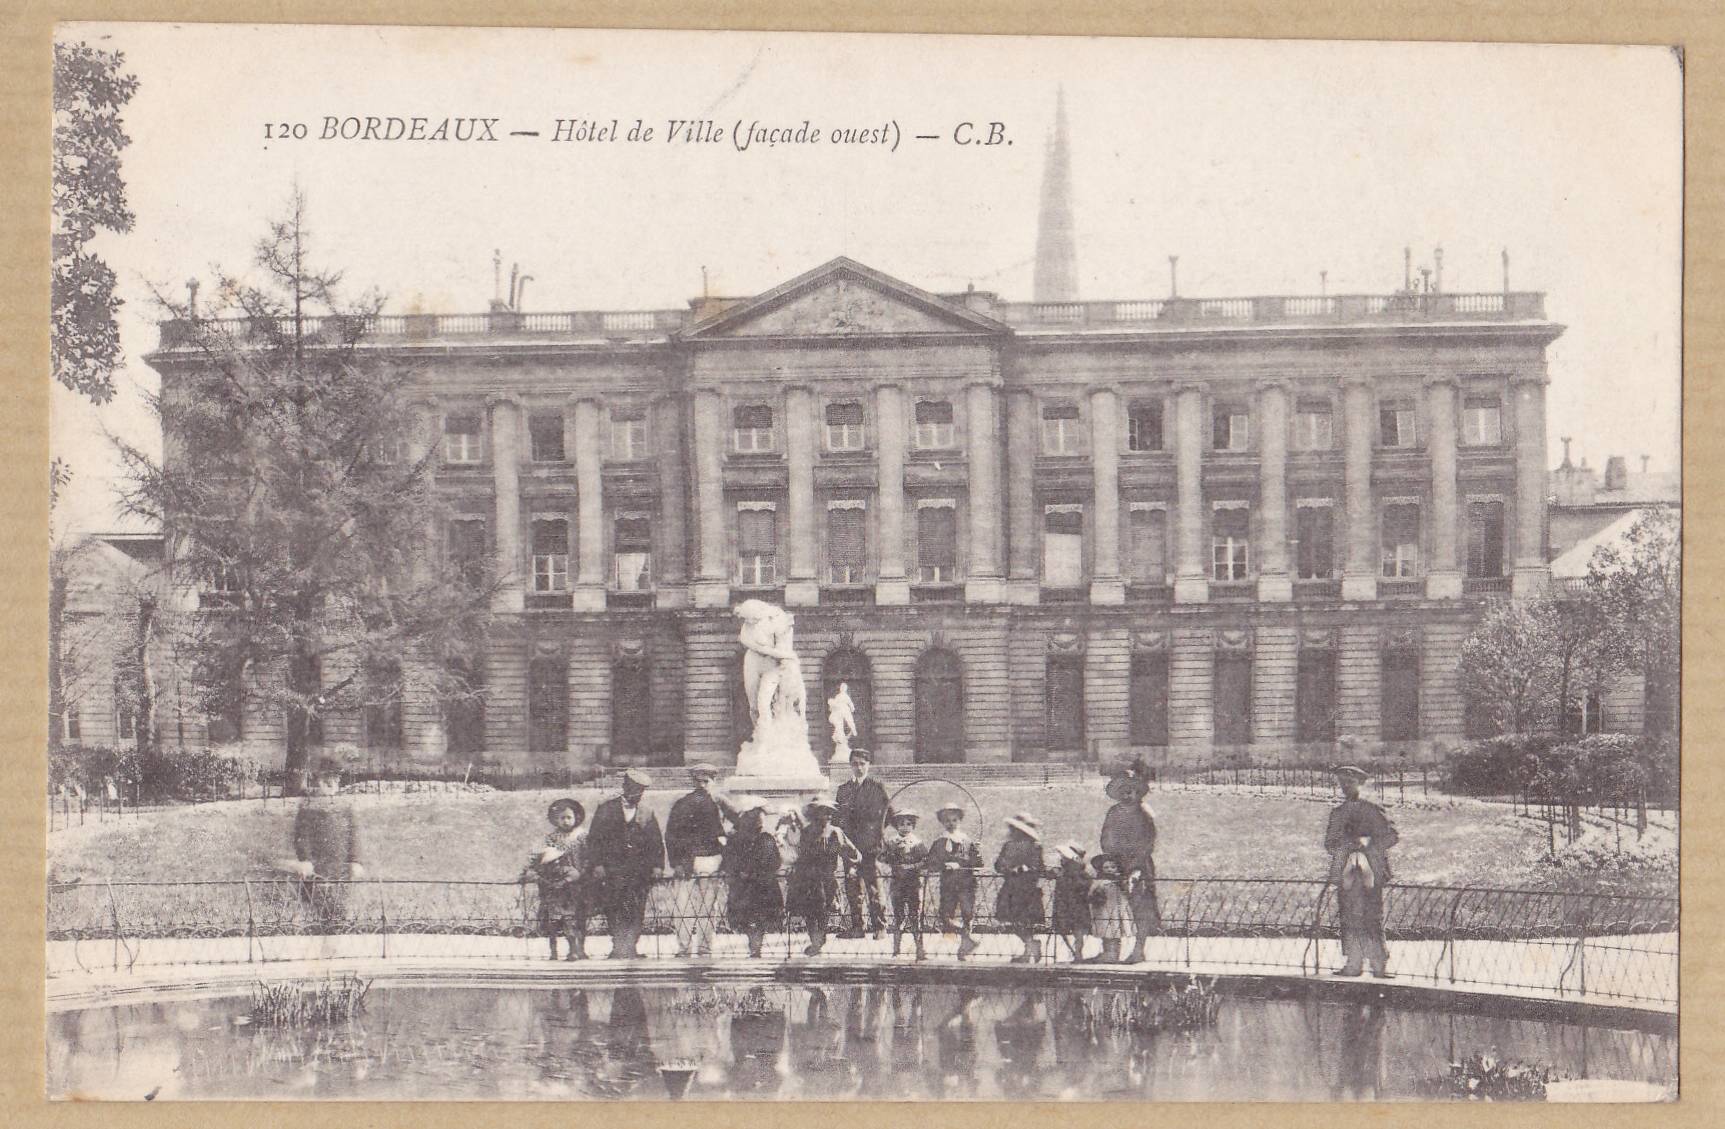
[665, 762, 732, 957]
[587, 767, 666, 959]
[835, 747, 890, 939]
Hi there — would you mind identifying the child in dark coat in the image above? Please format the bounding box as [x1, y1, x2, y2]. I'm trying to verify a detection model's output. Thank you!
[926, 802, 983, 959]
[880, 808, 930, 959]
[1051, 842, 1093, 962]
[786, 797, 861, 956]
[531, 798, 588, 960]
[993, 813, 1047, 964]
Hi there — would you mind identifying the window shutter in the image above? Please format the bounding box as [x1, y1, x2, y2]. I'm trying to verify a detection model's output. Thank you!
[915, 400, 953, 425]
[828, 507, 865, 572]
[918, 506, 957, 568]
[826, 402, 863, 426]
[738, 508, 775, 555]
[532, 519, 568, 556]
[615, 516, 652, 554]
[1129, 508, 1165, 582]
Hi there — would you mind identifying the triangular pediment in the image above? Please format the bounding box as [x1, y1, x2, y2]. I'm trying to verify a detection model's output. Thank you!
[683, 257, 1007, 339]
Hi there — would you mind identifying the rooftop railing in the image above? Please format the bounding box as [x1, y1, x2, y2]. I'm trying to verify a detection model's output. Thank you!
[154, 291, 1549, 349]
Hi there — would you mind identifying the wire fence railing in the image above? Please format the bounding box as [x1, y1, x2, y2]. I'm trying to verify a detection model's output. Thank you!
[46, 875, 1676, 1009]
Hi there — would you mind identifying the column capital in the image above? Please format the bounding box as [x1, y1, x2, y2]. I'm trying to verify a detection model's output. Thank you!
[783, 383, 816, 397]
[1253, 378, 1293, 397]
[485, 392, 523, 412]
[1340, 373, 1375, 391]
[1006, 383, 1038, 402]
[1174, 380, 1208, 397]
[874, 381, 905, 395]
[1086, 382, 1122, 401]
[569, 393, 604, 408]
[1422, 373, 1460, 390]
[1510, 371, 1551, 387]
[962, 377, 1001, 393]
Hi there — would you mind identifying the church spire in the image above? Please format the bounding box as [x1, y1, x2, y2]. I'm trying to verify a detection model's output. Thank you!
[1033, 87, 1078, 303]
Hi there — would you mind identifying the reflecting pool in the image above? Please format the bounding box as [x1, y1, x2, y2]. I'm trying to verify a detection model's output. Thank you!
[48, 983, 1675, 1101]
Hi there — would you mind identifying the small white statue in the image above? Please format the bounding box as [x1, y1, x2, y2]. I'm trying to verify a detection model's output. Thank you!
[828, 681, 858, 764]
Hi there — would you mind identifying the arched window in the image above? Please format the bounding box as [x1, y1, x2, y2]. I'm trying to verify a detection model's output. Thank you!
[915, 648, 964, 763]
[821, 646, 873, 755]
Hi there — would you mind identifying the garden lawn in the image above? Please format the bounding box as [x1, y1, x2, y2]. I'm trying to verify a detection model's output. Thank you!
[46, 780, 1660, 896]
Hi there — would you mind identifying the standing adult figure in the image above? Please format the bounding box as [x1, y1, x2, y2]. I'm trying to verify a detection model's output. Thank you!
[835, 746, 890, 938]
[1098, 757, 1161, 964]
[587, 767, 667, 959]
[1325, 764, 1399, 977]
[664, 761, 731, 957]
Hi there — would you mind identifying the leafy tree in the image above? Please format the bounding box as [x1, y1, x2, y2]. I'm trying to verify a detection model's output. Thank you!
[1587, 507, 1680, 738]
[52, 40, 138, 404]
[115, 191, 497, 789]
[1457, 598, 1562, 736]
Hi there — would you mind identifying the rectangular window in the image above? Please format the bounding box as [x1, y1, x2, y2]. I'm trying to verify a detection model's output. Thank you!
[1382, 651, 1421, 741]
[1041, 401, 1084, 455]
[1467, 500, 1506, 578]
[826, 504, 867, 584]
[611, 408, 648, 461]
[1294, 403, 1334, 451]
[1212, 507, 1250, 581]
[613, 514, 653, 590]
[528, 657, 569, 754]
[1462, 398, 1503, 446]
[825, 402, 866, 451]
[732, 405, 775, 453]
[116, 693, 136, 741]
[1127, 402, 1164, 452]
[916, 503, 959, 583]
[364, 659, 403, 751]
[62, 707, 81, 742]
[736, 506, 777, 586]
[447, 518, 487, 586]
[1127, 506, 1167, 584]
[1213, 655, 1253, 745]
[1296, 650, 1337, 743]
[1212, 405, 1250, 451]
[1129, 653, 1170, 747]
[1295, 505, 1335, 580]
[1046, 657, 1085, 751]
[1380, 503, 1422, 578]
[1380, 401, 1418, 448]
[531, 518, 570, 592]
[444, 660, 485, 757]
[1043, 506, 1085, 587]
[913, 400, 955, 449]
[529, 412, 566, 462]
[612, 658, 653, 762]
[443, 412, 483, 464]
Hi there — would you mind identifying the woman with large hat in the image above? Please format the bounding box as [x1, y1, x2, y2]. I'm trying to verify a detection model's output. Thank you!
[993, 812, 1047, 963]
[1098, 757, 1161, 963]
[1324, 764, 1399, 977]
[722, 795, 784, 958]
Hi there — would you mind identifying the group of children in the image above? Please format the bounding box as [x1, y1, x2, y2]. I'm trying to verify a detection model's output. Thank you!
[529, 790, 1144, 964]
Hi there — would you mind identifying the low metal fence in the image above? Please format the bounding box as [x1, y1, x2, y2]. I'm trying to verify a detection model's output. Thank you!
[46, 875, 1676, 1009]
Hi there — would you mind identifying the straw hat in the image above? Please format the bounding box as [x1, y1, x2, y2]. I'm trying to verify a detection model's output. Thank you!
[1331, 764, 1370, 781]
[621, 767, 654, 788]
[1003, 812, 1042, 841]
[888, 807, 920, 825]
[805, 796, 839, 817]
[687, 762, 720, 781]
[935, 801, 965, 819]
[1054, 841, 1087, 863]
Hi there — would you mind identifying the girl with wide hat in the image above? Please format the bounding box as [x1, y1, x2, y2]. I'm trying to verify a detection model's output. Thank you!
[532, 797, 588, 960]
[994, 812, 1047, 963]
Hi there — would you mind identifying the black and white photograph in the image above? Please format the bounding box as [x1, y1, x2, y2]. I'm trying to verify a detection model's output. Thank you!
[43, 23, 1681, 1102]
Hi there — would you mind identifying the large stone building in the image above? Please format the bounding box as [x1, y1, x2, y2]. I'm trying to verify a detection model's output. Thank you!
[141, 254, 1563, 771]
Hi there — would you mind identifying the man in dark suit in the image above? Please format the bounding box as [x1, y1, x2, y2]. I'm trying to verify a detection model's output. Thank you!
[587, 767, 666, 959]
[835, 746, 889, 938]
[664, 761, 731, 957]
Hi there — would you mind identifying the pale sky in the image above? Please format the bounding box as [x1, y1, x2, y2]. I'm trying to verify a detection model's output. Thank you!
[51, 24, 1683, 535]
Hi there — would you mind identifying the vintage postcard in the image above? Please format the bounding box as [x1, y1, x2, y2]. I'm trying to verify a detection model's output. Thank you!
[43, 23, 1680, 1103]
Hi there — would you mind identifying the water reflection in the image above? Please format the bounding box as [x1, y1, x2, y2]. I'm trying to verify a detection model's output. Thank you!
[47, 983, 1676, 1102]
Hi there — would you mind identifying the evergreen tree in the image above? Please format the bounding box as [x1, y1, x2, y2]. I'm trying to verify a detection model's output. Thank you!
[116, 191, 496, 788]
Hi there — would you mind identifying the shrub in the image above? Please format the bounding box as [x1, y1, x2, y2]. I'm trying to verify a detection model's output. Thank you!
[1422, 1051, 1561, 1101]
[249, 974, 371, 1027]
[1444, 735, 1554, 796]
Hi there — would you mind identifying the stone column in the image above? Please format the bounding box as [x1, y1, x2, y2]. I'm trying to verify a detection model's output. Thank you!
[572, 396, 606, 610]
[1512, 372, 1551, 598]
[690, 387, 730, 607]
[653, 394, 689, 606]
[1424, 376, 1462, 598]
[874, 383, 910, 605]
[1005, 386, 1040, 604]
[1088, 384, 1126, 604]
[1255, 380, 1292, 602]
[1340, 375, 1378, 601]
[784, 384, 819, 606]
[488, 396, 524, 611]
[965, 380, 1005, 603]
[1172, 382, 1209, 603]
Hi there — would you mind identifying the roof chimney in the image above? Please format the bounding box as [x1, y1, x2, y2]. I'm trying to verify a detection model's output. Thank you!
[1641, 455, 1651, 475]
[1434, 246, 1444, 293]
[1559, 436, 1573, 469]
[1604, 456, 1629, 491]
